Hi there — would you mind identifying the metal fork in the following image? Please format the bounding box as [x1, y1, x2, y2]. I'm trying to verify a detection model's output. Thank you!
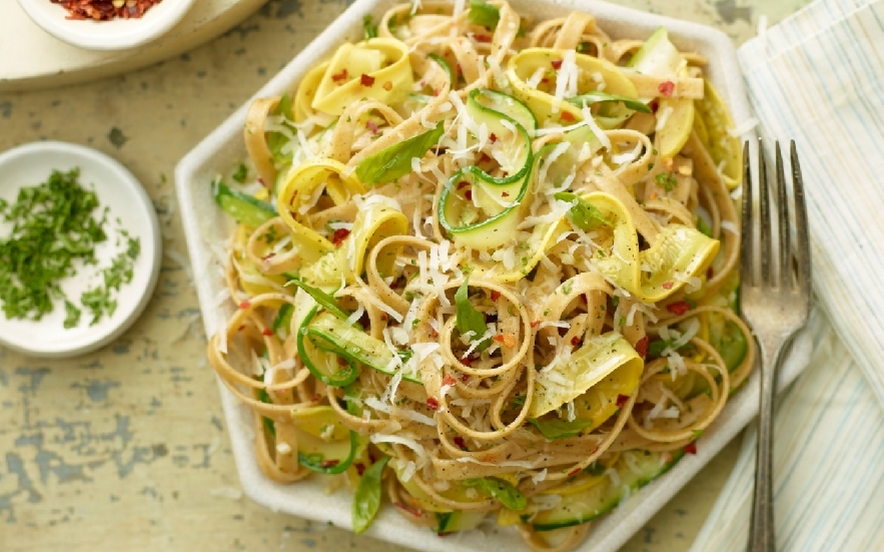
[740, 139, 812, 552]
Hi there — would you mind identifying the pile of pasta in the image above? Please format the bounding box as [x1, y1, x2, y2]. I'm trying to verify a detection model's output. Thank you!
[207, 1, 752, 550]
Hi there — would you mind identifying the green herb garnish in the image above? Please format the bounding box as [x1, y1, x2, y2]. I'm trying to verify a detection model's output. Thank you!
[565, 91, 651, 113]
[0, 167, 138, 327]
[354, 121, 445, 185]
[454, 276, 489, 350]
[462, 477, 527, 510]
[468, 0, 500, 30]
[554, 192, 612, 231]
[352, 455, 390, 533]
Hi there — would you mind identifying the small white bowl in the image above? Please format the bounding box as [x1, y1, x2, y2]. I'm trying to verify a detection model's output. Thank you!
[0, 141, 162, 358]
[16, 0, 195, 51]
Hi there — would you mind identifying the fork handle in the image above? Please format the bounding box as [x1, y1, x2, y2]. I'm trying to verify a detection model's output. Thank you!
[747, 339, 789, 552]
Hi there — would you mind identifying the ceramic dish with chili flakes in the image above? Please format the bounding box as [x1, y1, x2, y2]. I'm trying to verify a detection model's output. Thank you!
[52, 0, 163, 21]
[17, 0, 195, 50]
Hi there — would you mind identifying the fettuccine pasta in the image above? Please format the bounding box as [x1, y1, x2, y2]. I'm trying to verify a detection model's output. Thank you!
[207, 1, 751, 549]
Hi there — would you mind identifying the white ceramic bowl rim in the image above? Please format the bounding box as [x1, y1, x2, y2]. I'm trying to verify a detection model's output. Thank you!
[0, 141, 162, 358]
[16, 0, 195, 51]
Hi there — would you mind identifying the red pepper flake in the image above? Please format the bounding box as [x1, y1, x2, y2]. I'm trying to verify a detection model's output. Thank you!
[560, 111, 576, 123]
[616, 394, 630, 407]
[383, 81, 393, 91]
[56, 0, 162, 20]
[530, 320, 540, 328]
[237, 324, 246, 332]
[239, 300, 251, 309]
[464, 190, 473, 201]
[489, 133, 497, 143]
[332, 228, 351, 247]
[490, 290, 501, 301]
[567, 466, 581, 477]
[258, 177, 266, 187]
[355, 462, 366, 476]
[457, 180, 470, 190]
[494, 334, 517, 348]
[551, 59, 563, 70]
[426, 397, 440, 411]
[321, 459, 340, 468]
[312, 394, 322, 403]
[666, 301, 692, 316]
[366, 120, 379, 134]
[649, 99, 659, 113]
[570, 335, 581, 347]
[501, 191, 509, 198]
[394, 502, 423, 518]
[453, 436, 468, 450]
[658, 81, 675, 97]
[332, 68, 349, 82]
[473, 34, 492, 43]
[683, 442, 698, 455]
[634, 335, 649, 359]
[262, 328, 273, 336]
[460, 373, 470, 382]
[442, 374, 457, 387]
[360, 73, 376, 86]
[480, 453, 495, 462]
[706, 267, 714, 279]
[661, 281, 674, 290]
[478, 152, 492, 164]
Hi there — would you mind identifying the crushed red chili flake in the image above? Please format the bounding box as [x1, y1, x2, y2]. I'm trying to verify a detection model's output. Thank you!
[551, 59, 563, 70]
[658, 81, 675, 97]
[490, 290, 501, 301]
[460, 373, 470, 382]
[706, 267, 714, 279]
[570, 335, 581, 347]
[494, 333, 517, 348]
[239, 300, 251, 309]
[355, 462, 366, 476]
[382, 81, 393, 91]
[452, 435, 467, 450]
[634, 335, 649, 359]
[489, 133, 498, 143]
[616, 394, 630, 407]
[530, 320, 540, 328]
[666, 301, 692, 316]
[661, 281, 674, 290]
[426, 397, 440, 410]
[683, 442, 698, 455]
[457, 180, 470, 190]
[262, 328, 273, 336]
[311, 394, 322, 402]
[53, 0, 162, 20]
[560, 111, 576, 123]
[567, 466, 582, 477]
[366, 120, 379, 134]
[332, 228, 351, 247]
[360, 73, 376, 86]
[442, 374, 457, 387]
[394, 502, 423, 518]
[331, 68, 349, 82]
[473, 34, 492, 43]
[464, 189, 473, 200]
[321, 459, 340, 468]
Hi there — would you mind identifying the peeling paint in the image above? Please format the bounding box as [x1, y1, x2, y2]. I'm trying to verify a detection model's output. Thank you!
[715, 0, 752, 23]
[72, 380, 121, 403]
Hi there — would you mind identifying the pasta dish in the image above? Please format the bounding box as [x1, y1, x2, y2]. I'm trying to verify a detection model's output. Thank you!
[206, 1, 751, 549]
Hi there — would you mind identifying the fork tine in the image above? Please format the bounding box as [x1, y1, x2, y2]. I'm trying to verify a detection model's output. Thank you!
[741, 140, 754, 287]
[758, 138, 772, 286]
[774, 143, 791, 289]
[790, 141, 812, 298]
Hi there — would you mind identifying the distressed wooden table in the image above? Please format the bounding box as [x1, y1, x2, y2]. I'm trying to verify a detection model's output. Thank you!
[0, 0, 812, 550]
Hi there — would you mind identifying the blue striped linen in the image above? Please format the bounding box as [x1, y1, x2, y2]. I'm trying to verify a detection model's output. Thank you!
[737, 0, 884, 406]
[691, 1, 884, 549]
[690, 311, 884, 551]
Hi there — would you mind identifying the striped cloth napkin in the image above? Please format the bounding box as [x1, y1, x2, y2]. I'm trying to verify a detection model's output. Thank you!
[691, 0, 884, 550]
